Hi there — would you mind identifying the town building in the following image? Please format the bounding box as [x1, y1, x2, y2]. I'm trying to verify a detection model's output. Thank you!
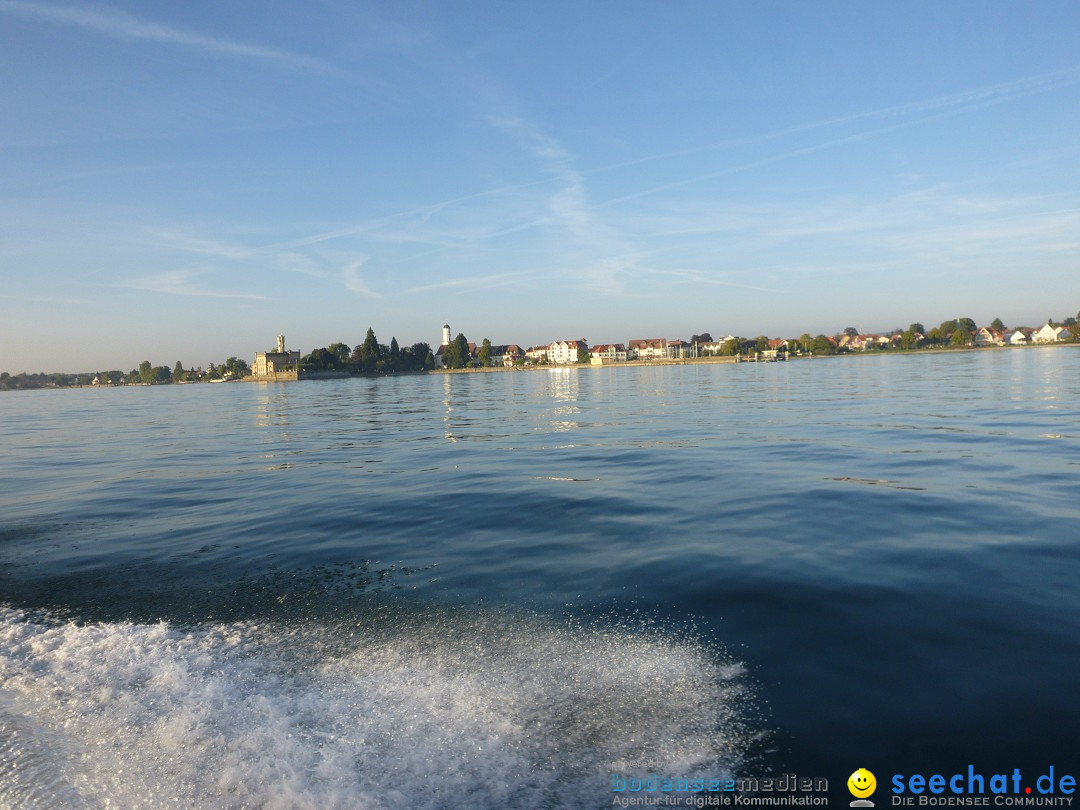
[1031, 323, 1070, 344]
[589, 344, 629, 364]
[548, 339, 588, 364]
[628, 338, 668, 360]
[973, 327, 1005, 347]
[489, 344, 523, 367]
[525, 345, 549, 364]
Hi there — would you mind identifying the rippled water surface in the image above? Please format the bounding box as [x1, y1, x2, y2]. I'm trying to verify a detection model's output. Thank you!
[2, 348, 1078, 807]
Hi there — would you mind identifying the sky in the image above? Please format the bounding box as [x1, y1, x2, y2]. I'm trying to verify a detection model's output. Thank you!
[3, 0, 1080, 372]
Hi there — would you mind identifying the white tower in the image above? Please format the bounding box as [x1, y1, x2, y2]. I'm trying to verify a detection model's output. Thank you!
[276, 335, 285, 353]
[442, 324, 451, 346]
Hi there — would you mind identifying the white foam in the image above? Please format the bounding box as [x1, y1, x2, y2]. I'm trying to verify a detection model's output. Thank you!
[0, 605, 749, 809]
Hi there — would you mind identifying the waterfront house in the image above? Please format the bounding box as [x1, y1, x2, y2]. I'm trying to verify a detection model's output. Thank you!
[490, 344, 523, 367]
[1031, 324, 1070, 344]
[589, 344, 629, 364]
[628, 338, 669, 360]
[525, 345, 549, 364]
[973, 327, 1004, 347]
[548, 339, 588, 364]
[701, 336, 739, 355]
[1006, 329, 1030, 346]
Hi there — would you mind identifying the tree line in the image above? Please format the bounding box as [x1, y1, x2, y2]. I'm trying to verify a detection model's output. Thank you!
[301, 329, 436, 374]
[0, 357, 252, 390]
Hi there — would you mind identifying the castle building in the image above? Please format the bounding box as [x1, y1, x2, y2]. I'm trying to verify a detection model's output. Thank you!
[253, 335, 301, 378]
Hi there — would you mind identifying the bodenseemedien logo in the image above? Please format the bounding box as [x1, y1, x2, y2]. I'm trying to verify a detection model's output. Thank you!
[849, 768, 878, 807]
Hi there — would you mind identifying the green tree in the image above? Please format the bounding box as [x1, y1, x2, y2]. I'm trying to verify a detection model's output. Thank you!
[951, 328, 973, 347]
[409, 342, 433, 371]
[908, 323, 925, 335]
[303, 348, 340, 371]
[139, 360, 154, 385]
[720, 339, 739, 356]
[810, 335, 836, 355]
[328, 342, 351, 367]
[956, 317, 976, 333]
[577, 347, 590, 364]
[990, 317, 1005, 331]
[899, 330, 920, 350]
[172, 361, 185, 383]
[351, 328, 382, 372]
[455, 332, 473, 367]
[389, 337, 401, 369]
[452, 333, 471, 368]
[478, 338, 492, 367]
[225, 357, 249, 378]
[755, 335, 769, 352]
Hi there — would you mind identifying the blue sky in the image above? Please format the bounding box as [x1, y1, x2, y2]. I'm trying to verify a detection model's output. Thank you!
[3, 0, 1079, 372]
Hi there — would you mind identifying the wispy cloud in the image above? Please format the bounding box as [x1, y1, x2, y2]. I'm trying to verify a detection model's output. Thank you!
[149, 227, 348, 288]
[0, 293, 94, 305]
[404, 272, 523, 295]
[487, 115, 599, 243]
[122, 269, 266, 300]
[148, 230, 258, 260]
[586, 65, 1080, 179]
[627, 266, 780, 295]
[340, 260, 381, 298]
[0, 0, 345, 75]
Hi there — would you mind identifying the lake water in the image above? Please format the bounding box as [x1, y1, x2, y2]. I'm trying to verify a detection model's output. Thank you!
[2, 348, 1078, 809]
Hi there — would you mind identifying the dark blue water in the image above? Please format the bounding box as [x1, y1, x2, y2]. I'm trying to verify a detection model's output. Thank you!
[2, 349, 1078, 808]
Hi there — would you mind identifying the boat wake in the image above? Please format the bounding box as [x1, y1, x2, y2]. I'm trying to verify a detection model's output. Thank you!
[1, 602, 753, 809]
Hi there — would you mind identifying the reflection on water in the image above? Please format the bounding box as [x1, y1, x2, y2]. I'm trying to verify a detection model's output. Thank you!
[442, 373, 457, 442]
[544, 367, 581, 432]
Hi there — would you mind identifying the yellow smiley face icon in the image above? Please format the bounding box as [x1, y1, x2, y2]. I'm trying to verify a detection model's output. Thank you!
[848, 768, 877, 798]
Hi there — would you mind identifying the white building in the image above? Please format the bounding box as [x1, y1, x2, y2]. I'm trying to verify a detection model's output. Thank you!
[973, 327, 1004, 347]
[1031, 324, 1070, 344]
[548, 339, 588, 364]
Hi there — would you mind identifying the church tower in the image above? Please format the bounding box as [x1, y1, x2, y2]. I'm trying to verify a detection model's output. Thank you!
[442, 324, 451, 346]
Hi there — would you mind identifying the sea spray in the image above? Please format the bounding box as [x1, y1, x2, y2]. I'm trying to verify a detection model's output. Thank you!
[1, 603, 753, 809]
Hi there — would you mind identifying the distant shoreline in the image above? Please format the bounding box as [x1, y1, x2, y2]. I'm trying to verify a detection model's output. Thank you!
[3, 342, 1076, 391]
[431, 341, 1078, 374]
